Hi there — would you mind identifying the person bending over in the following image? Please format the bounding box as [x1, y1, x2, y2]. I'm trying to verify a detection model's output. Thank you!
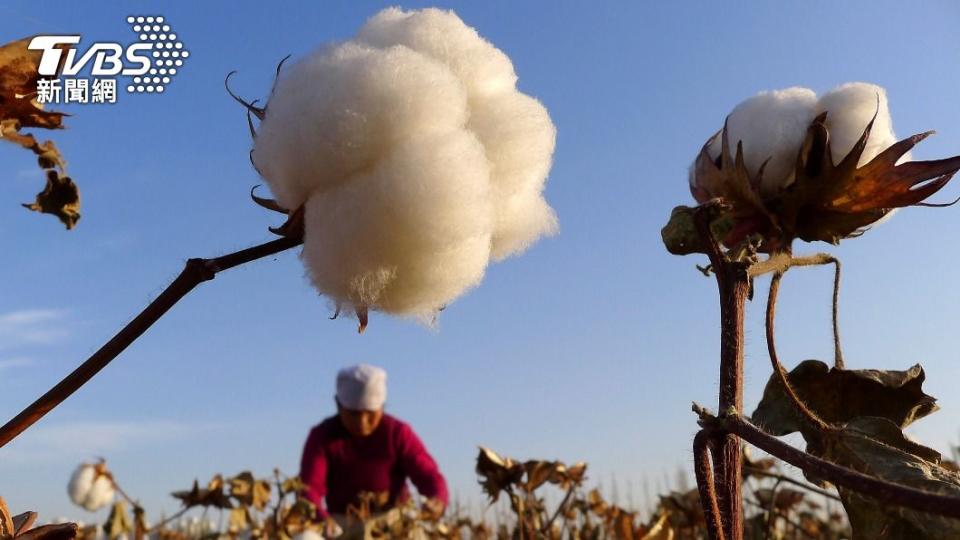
[299, 364, 448, 537]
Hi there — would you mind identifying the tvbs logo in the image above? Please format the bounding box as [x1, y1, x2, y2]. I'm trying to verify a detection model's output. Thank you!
[28, 16, 188, 103]
[29, 36, 152, 76]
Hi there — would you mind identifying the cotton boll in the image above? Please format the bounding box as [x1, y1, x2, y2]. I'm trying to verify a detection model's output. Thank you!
[68, 464, 96, 507]
[815, 82, 904, 166]
[708, 87, 817, 196]
[301, 131, 493, 319]
[357, 7, 518, 99]
[254, 7, 558, 324]
[254, 42, 470, 211]
[67, 463, 115, 511]
[468, 92, 557, 259]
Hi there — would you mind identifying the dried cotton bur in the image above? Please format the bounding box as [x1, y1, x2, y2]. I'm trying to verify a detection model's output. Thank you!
[235, 8, 558, 332]
[665, 82, 960, 254]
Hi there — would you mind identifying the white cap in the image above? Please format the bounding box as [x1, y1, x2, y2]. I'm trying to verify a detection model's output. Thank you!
[336, 364, 387, 410]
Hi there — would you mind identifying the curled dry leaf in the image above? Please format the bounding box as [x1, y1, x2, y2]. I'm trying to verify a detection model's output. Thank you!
[228, 471, 272, 511]
[170, 476, 234, 510]
[475, 447, 523, 503]
[0, 37, 81, 228]
[103, 502, 131, 540]
[751, 359, 939, 439]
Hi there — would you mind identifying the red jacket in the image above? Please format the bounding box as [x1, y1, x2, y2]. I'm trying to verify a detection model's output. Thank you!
[299, 413, 449, 518]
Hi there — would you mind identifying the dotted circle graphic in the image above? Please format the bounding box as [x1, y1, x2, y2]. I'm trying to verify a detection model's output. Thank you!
[126, 15, 188, 95]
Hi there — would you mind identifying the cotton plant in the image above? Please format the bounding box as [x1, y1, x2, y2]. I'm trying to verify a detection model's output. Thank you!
[662, 83, 960, 540]
[240, 7, 558, 330]
[67, 462, 116, 512]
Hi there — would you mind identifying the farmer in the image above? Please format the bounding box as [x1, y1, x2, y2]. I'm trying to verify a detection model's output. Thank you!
[299, 364, 448, 537]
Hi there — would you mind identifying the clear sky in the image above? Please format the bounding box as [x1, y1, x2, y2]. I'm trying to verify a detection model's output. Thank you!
[2, 0, 959, 524]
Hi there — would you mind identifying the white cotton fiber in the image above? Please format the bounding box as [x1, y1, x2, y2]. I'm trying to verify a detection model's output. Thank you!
[815, 82, 903, 166]
[702, 83, 905, 196]
[68, 464, 95, 506]
[301, 131, 493, 318]
[253, 7, 558, 322]
[254, 42, 470, 211]
[356, 8, 518, 98]
[707, 87, 817, 196]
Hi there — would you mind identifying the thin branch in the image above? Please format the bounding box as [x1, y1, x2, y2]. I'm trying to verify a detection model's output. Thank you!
[766, 271, 831, 432]
[748, 253, 843, 369]
[694, 430, 726, 540]
[742, 469, 841, 502]
[0, 234, 303, 448]
[543, 483, 576, 533]
[700, 409, 960, 520]
[763, 477, 783, 540]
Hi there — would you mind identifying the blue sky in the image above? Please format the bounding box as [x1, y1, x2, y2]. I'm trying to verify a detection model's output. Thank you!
[2, 0, 960, 523]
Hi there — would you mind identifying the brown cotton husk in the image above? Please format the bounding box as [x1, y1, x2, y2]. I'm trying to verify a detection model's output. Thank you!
[683, 112, 960, 251]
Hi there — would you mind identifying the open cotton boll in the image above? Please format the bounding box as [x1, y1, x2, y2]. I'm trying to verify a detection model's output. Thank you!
[707, 87, 817, 196]
[301, 130, 493, 320]
[67, 463, 115, 511]
[815, 82, 905, 167]
[356, 7, 518, 98]
[253, 42, 470, 211]
[254, 7, 558, 324]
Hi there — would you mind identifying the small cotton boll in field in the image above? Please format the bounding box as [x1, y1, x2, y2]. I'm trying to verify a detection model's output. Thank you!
[707, 87, 817, 195]
[815, 82, 906, 166]
[253, 42, 469, 211]
[67, 463, 115, 511]
[357, 7, 518, 98]
[302, 131, 493, 319]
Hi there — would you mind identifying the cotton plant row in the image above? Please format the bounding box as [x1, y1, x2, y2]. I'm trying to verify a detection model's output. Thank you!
[55, 452, 850, 540]
[663, 82, 960, 540]
[0, 6, 559, 462]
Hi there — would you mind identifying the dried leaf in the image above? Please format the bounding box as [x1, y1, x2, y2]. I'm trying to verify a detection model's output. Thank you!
[15, 524, 77, 540]
[22, 170, 80, 229]
[10, 513, 36, 537]
[751, 359, 938, 438]
[0, 37, 81, 228]
[475, 447, 524, 504]
[171, 478, 234, 510]
[228, 507, 249, 533]
[104, 502, 132, 540]
[0, 497, 14, 540]
[824, 417, 960, 539]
